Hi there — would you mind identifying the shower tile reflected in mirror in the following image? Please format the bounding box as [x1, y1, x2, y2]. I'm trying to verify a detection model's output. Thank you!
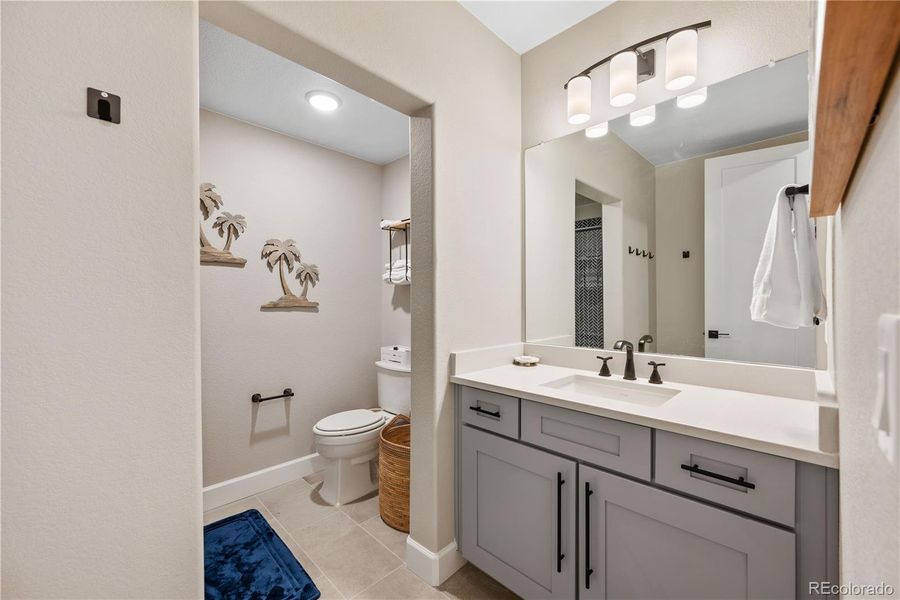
[524, 52, 827, 369]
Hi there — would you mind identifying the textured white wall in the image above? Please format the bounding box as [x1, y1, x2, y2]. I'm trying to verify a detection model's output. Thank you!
[381, 155, 412, 348]
[834, 71, 899, 588]
[200, 1, 523, 558]
[521, 1, 809, 147]
[199, 110, 383, 486]
[1, 2, 202, 597]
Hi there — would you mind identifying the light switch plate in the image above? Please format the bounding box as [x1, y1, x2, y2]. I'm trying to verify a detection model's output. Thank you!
[873, 314, 900, 466]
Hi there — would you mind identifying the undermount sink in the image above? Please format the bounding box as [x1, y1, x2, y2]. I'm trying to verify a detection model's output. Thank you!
[540, 374, 679, 407]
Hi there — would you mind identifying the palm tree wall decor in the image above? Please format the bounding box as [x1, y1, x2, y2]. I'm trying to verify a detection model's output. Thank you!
[261, 239, 318, 309]
[213, 212, 247, 252]
[199, 183, 248, 266]
[296, 262, 320, 307]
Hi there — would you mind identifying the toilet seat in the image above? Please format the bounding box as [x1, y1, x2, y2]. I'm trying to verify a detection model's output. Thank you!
[314, 409, 386, 437]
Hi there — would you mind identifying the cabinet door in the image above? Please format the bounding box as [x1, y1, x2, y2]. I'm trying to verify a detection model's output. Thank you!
[460, 425, 576, 599]
[580, 465, 795, 600]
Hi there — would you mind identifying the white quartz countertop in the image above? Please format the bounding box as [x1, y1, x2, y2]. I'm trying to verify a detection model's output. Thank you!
[451, 363, 839, 468]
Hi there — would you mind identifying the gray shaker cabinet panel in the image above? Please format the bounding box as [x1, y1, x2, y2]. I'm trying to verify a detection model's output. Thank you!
[521, 400, 652, 480]
[580, 465, 795, 600]
[460, 425, 577, 600]
[460, 386, 520, 439]
[655, 430, 796, 527]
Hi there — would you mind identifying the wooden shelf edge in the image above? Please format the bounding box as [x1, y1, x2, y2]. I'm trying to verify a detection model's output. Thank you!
[382, 218, 411, 231]
[810, 0, 900, 217]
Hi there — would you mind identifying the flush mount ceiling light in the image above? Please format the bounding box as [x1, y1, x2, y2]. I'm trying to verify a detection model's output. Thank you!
[665, 29, 699, 90]
[629, 105, 656, 127]
[585, 122, 609, 138]
[677, 86, 707, 108]
[306, 90, 341, 112]
[563, 20, 710, 124]
[566, 75, 592, 125]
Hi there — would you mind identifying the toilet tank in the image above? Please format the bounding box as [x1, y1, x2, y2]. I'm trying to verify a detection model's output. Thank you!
[376, 360, 411, 416]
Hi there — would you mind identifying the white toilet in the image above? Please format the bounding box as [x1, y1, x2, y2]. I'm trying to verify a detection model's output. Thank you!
[313, 354, 411, 506]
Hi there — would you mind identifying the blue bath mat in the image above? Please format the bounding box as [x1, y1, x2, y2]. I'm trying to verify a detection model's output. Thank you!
[204, 509, 320, 600]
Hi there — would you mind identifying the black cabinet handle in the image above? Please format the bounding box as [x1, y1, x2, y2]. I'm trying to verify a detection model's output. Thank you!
[557, 472, 565, 573]
[469, 405, 501, 418]
[681, 463, 756, 490]
[584, 481, 594, 589]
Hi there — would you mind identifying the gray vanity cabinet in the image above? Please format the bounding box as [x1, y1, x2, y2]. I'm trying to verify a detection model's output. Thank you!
[459, 424, 577, 600]
[455, 386, 837, 600]
[579, 465, 795, 600]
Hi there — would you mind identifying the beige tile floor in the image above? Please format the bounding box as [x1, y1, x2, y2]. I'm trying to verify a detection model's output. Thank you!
[203, 472, 518, 600]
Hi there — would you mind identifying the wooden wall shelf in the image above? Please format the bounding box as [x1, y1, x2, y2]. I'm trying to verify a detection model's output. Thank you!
[382, 219, 410, 231]
[810, 0, 900, 217]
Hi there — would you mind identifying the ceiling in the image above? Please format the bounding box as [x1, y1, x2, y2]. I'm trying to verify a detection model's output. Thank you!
[459, 1, 614, 54]
[610, 52, 809, 165]
[199, 21, 409, 166]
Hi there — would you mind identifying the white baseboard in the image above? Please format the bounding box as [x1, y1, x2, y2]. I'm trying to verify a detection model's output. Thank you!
[406, 536, 467, 586]
[203, 452, 327, 511]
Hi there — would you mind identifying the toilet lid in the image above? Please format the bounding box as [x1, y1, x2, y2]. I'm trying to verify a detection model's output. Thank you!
[315, 410, 385, 436]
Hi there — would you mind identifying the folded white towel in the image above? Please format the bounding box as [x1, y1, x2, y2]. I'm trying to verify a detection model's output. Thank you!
[381, 219, 403, 229]
[750, 185, 827, 328]
[383, 265, 411, 283]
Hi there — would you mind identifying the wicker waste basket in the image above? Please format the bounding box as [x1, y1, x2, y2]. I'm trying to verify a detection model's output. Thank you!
[379, 414, 411, 532]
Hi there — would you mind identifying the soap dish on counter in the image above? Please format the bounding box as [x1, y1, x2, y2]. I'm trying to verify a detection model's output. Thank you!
[513, 355, 540, 367]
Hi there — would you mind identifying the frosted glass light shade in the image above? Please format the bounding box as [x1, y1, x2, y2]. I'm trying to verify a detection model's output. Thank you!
[567, 75, 592, 125]
[665, 29, 698, 90]
[609, 51, 637, 107]
[677, 86, 707, 108]
[585, 122, 609, 138]
[629, 105, 656, 127]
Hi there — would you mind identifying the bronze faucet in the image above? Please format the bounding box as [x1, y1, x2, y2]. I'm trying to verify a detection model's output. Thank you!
[623, 346, 636, 380]
[638, 334, 654, 352]
[648, 361, 666, 384]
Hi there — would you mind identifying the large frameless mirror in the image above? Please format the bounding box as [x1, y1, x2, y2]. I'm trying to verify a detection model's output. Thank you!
[525, 51, 829, 369]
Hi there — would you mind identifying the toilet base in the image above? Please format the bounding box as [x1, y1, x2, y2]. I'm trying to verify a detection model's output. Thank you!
[319, 454, 378, 506]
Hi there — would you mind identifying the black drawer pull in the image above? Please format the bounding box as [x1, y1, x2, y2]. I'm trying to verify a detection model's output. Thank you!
[584, 481, 594, 589]
[469, 405, 501, 418]
[681, 463, 756, 490]
[557, 472, 565, 573]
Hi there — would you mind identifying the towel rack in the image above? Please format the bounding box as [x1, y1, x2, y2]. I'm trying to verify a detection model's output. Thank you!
[382, 219, 410, 283]
[786, 184, 809, 211]
[251, 388, 294, 403]
[628, 245, 654, 260]
[785, 184, 809, 196]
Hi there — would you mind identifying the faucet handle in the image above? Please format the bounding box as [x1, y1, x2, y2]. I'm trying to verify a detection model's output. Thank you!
[596, 356, 613, 377]
[648, 361, 666, 385]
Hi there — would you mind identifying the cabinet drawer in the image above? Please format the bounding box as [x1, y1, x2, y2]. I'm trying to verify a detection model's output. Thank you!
[460, 387, 519, 438]
[655, 431, 796, 527]
[521, 400, 652, 480]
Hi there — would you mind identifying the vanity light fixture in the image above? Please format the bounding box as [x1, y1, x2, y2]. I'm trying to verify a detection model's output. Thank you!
[677, 86, 708, 108]
[306, 90, 341, 112]
[585, 122, 609, 138]
[563, 20, 710, 124]
[610, 52, 638, 107]
[665, 29, 699, 90]
[566, 75, 592, 124]
[629, 105, 656, 127]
